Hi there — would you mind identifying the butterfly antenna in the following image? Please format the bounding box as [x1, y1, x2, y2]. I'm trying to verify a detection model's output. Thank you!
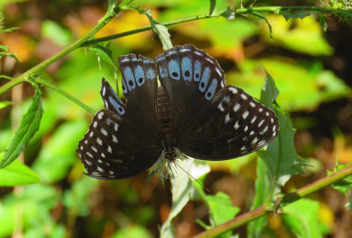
[174, 162, 211, 193]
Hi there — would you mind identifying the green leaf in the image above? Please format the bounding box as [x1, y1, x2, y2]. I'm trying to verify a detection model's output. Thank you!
[0, 101, 12, 109]
[219, 7, 236, 20]
[32, 120, 89, 184]
[136, 8, 172, 50]
[87, 43, 118, 71]
[112, 225, 153, 238]
[277, 10, 311, 20]
[282, 198, 322, 237]
[160, 159, 203, 238]
[63, 176, 99, 216]
[0, 87, 43, 168]
[318, 14, 328, 35]
[258, 67, 307, 187]
[328, 162, 352, 195]
[209, 0, 216, 16]
[207, 192, 240, 226]
[250, 11, 273, 40]
[0, 159, 40, 186]
[247, 158, 270, 237]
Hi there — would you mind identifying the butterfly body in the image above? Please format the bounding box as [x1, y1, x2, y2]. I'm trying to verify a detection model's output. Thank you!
[77, 45, 279, 180]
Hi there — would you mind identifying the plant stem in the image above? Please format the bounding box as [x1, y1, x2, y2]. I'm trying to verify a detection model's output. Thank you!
[193, 165, 352, 238]
[33, 77, 96, 114]
[82, 6, 338, 46]
[0, 5, 347, 104]
[0, 2, 126, 105]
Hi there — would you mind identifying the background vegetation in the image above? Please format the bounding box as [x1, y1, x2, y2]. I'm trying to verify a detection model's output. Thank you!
[0, 0, 351, 237]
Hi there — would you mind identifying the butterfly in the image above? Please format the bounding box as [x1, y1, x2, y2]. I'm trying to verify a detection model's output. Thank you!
[76, 45, 279, 180]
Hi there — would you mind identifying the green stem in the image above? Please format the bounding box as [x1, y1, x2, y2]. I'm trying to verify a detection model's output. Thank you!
[82, 6, 338, 46]
[0, 5, 346, 105]
[0, 2, 127, 108]
[33, 77, 96, 114]
[193, 165, 352, 238]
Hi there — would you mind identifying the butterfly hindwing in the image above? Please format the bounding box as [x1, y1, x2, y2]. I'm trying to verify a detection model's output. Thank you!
[77, 109, 162, 179]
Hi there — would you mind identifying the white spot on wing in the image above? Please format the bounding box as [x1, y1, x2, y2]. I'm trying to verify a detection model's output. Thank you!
[97, 166, 104, 173]
[86, 152, 93, 158]
[107, 145, 112, 154]
[252, 137, 258, 145]
[91, 171, 101, 176]
[250, 102, 256, 107]
[242, 111, 249, 119]
[120, 58, 130, 63]
[96, 138, 103, 146]
[85, 159, 92, 166]
[225, 113, 231, 124]
[205, 57, 213, 64]
[257, 140, 266, 147]
[180, 49, 191, 53]
[218, 103, 225, 112]
[98, 111, 104, 120]
[241, 94, 248, 100]
[112, 135, 118, 143]
[101, 128, 108, 136]
[215, 67, 222, 77]
[251, 116, 257, 124]
[258, 119, 265, 127]
[233, 103, 240, 112]
[261, 125, 269, 134]
[229, 87, 238, 94]
[92, 146, 98, 153]
[234, 121, 240, 130]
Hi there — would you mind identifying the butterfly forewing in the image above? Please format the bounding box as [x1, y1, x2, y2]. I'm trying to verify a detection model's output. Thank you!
[156, 45, 226, 133]
[119, 54, 160, 137]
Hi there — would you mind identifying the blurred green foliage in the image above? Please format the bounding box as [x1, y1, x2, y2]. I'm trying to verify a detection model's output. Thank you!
[0, 0, 351, 237]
